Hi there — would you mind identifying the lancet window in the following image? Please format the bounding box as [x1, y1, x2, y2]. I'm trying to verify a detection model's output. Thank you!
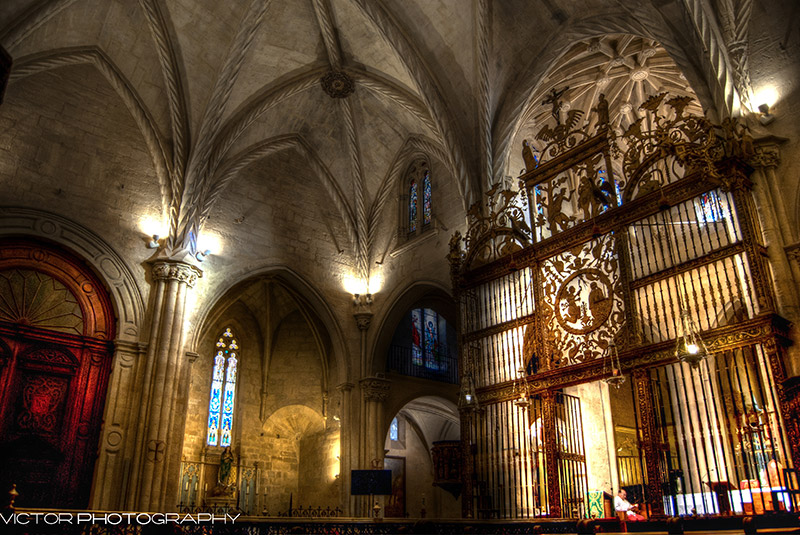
[405, 160, 432, 236]
[207, 327, 239, 447]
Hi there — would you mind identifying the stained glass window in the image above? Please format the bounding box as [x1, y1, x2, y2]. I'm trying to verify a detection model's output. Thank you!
[409, 180, 418, 233]
[207, 327, 239, 447]
[390, 417, 399, 441]
[423, 308, 439, 370]
[411, 308, 443, 370]
[698, 190, 724, 223]
[411, 309, 423, 365]
[423, 171, 432, 226]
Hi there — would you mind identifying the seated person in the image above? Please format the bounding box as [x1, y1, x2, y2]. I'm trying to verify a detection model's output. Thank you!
[615, 489, 645, 521]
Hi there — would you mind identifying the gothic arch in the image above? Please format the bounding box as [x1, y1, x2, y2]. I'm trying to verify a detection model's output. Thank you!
[0, 207, 145, 341]
[370, 280, 457, 377]
[190, 265, 348, 386]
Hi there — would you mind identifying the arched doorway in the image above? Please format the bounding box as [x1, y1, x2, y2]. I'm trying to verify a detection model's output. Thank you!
[383, 396, 460, 518]
[181, 274, 342, 515]
[0, 239, 115, 508]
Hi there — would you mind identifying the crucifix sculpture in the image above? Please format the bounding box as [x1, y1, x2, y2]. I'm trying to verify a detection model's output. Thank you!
[542, 86, 569, 125]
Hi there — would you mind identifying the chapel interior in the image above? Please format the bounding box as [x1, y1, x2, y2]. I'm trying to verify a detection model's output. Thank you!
[1, 0, 800, 531]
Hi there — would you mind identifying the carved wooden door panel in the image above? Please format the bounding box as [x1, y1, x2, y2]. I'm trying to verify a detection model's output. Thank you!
[0, 326, 112, 508]
[0, 241, 116, 508]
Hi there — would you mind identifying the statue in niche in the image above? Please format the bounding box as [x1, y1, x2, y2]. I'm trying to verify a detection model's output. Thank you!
[210, 446, 236, 497]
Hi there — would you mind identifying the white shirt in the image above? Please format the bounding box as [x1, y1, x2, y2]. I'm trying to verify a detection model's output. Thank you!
[614, 495, 632, 512]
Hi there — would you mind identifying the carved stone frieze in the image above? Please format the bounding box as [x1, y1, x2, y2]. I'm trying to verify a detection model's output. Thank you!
[151, 261, 202, 287]
[359, 377, 390, 402]
[321, 70, 354, 99]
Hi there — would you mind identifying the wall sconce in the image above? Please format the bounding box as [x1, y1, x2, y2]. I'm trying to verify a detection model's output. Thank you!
[147, 234, 161, 249]
[758, 103, 775, 126]
[195, 249, 211, 262]
[352, 293, 373, 306]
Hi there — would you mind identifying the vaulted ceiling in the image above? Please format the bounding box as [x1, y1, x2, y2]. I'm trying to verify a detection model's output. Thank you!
[0, 0, 746, 281]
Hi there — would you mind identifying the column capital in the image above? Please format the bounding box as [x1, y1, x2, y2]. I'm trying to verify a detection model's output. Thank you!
[353, 311, 373, 331]
[359, 376, 390, 402]
[336, 382, 355, 393]
[151, 261, 203, 287]
[749, 135, 787, 169]
[786, 242, 800, 269]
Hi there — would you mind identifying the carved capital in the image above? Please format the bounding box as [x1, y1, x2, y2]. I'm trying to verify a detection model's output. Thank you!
[749, 145, 781, 169]
[360, 377, 390, 402]
[151, 261, 202, 288]
[336, 382, 355, 393]
[749, 135, 787, 170]
[354, 311, 373, 331]
[321, 70, 354, 99]
[786, 242, 800, 269]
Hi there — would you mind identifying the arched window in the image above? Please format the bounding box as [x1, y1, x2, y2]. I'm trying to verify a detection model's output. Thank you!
[405, 160, 432, 236]
[207, 327, 239, 447]
[423, 170, 432, 225]
[409, 180, 418, 233]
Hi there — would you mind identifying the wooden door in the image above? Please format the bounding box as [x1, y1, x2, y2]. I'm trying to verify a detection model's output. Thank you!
[0, 241, 115, 508]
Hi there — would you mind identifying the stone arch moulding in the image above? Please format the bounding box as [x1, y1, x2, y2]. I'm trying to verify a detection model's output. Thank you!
[190, 265, 349, 386]
[0, 206, 145, 341]
[370, 280, 457, 377]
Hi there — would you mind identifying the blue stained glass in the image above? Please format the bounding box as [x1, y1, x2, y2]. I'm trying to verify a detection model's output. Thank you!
[411, 309, 423, 366]
[207, 381, 222, 445]
[390, 417, 398, 441]
[409, 180, 418, 232]
[208, 327, 240, 447]
[700, 191, 724, 222]
[534, 185, 545, 215]
[423, 171, 432, 226]
[424, 308, 439, 370]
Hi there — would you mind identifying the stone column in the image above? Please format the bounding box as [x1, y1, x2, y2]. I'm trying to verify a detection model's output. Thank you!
[337, 382, 354, 515]
[354, 306, 372, 473]
[360, 376, 391, 466]
[748, 139, 800, 320]
[126, 261, 201, 511]
[359, 375, 390, 517]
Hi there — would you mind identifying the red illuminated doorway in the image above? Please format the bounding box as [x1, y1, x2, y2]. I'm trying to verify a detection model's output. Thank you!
[0, 239, 115, 508]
